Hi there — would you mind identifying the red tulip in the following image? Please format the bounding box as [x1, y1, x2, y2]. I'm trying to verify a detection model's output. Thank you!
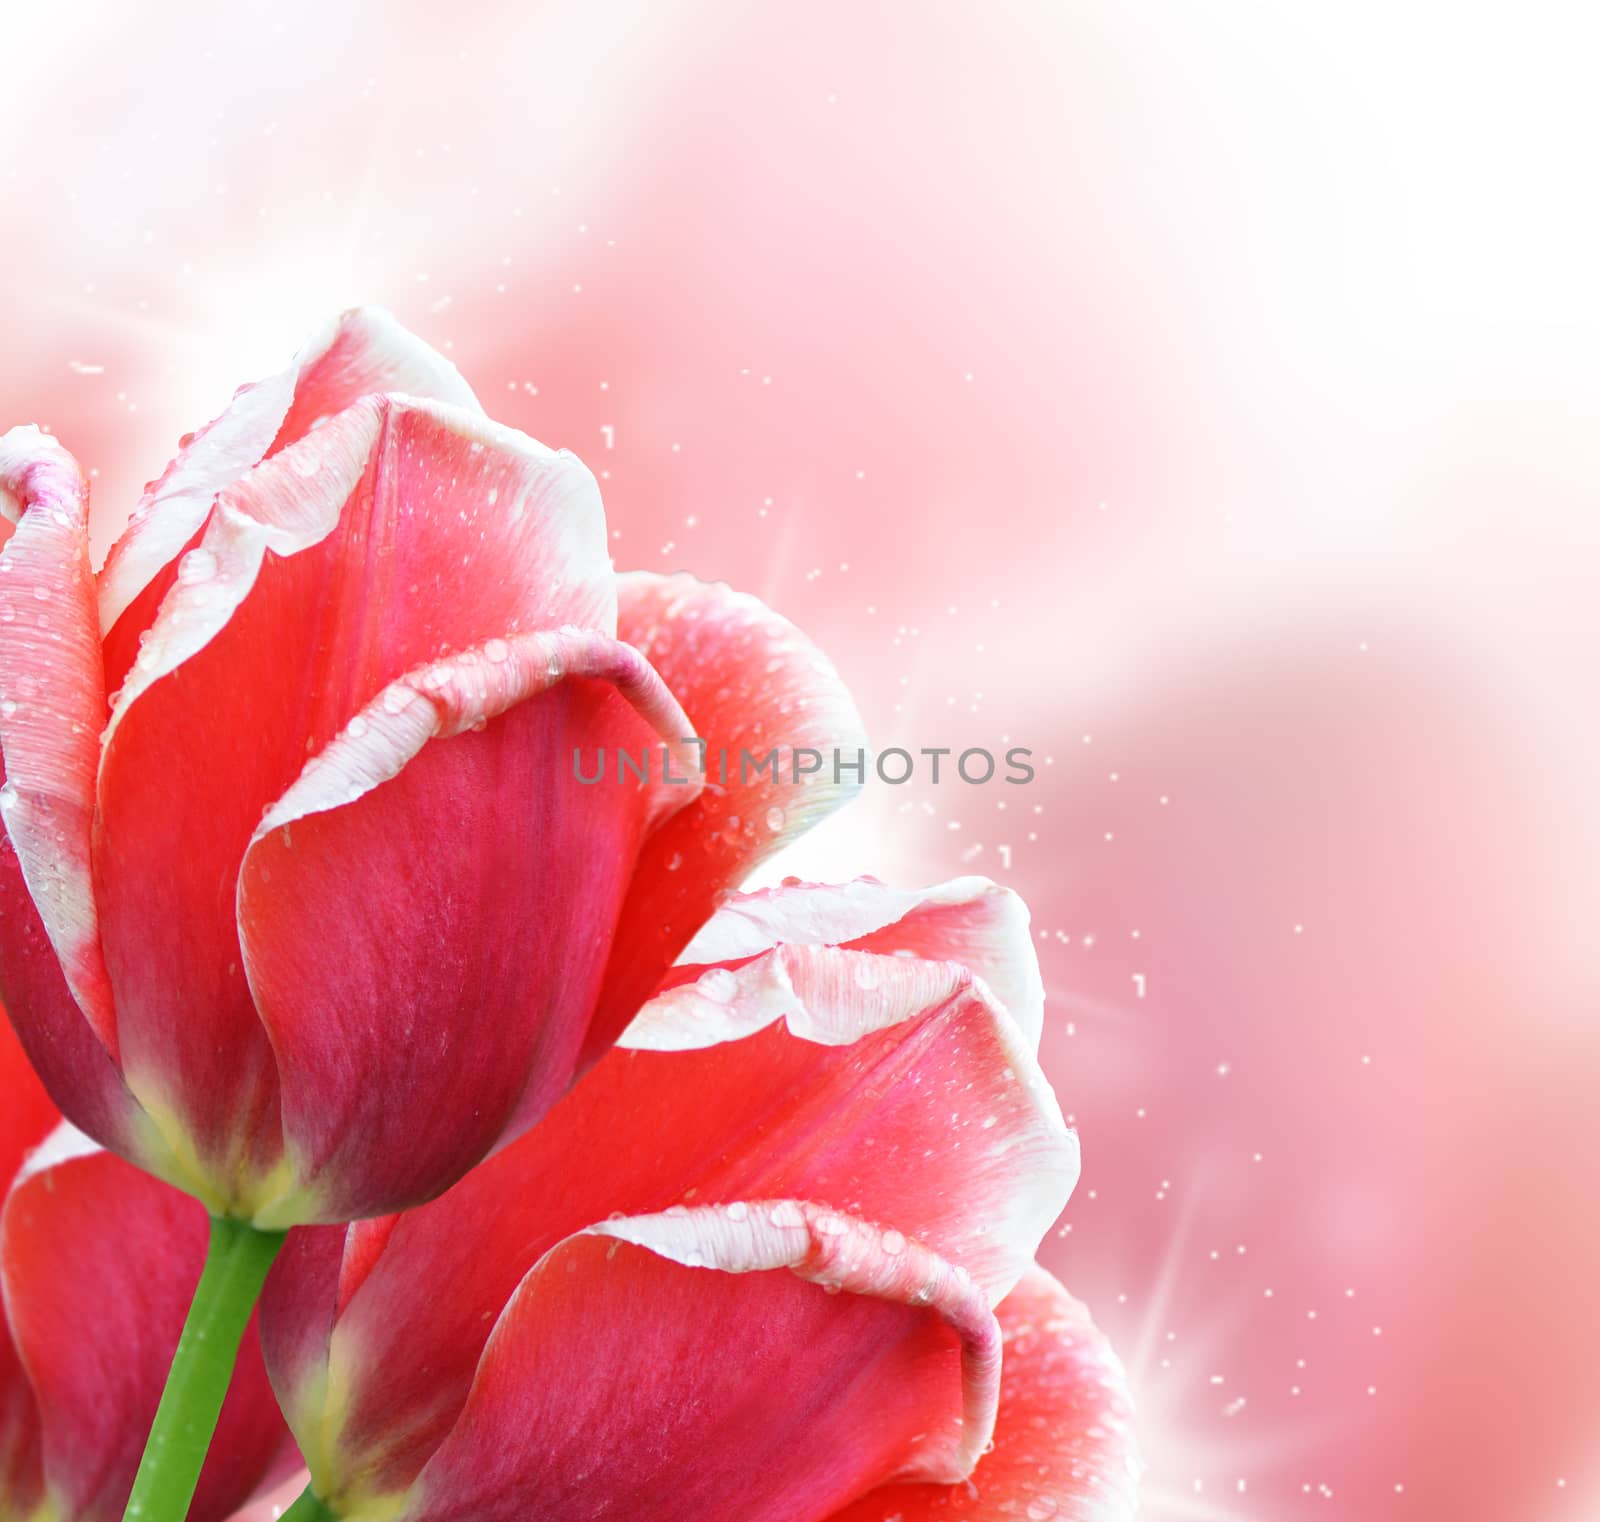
[0, 1016, 287, 1522]
[0, 310, 864, 1228]
[254, 877, 1138, 1521]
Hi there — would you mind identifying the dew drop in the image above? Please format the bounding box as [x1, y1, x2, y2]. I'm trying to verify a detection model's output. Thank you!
[484, 637, 510, 663]
[177, 547, 218, 585]
[699, 967, 738, 1003]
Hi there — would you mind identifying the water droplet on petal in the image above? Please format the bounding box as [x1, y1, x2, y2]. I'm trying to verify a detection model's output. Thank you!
[177, 547, 218, 585]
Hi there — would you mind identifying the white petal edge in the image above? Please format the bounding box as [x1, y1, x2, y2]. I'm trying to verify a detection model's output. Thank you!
[99, 392, 610, 762]
[678, 876, 1046, 1050]
[97, 307, 480, 632]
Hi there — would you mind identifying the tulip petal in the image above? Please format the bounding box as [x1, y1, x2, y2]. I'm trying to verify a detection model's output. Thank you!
[0, 429, 114, 1048]
[93, 394, 622, 1212]
[678, 875, 1046, 1049]
[616, 944, 1071, 1295]
[825, 1265, 1141, 1522]
[239, 632, 697, 1224]
[263, 937, 1070, 1488]
[393, 1203, 1000, 1522]
[0, 433, 149, 1160]
[0, 1008, 57, 1190]
[0, 1146, 285, 1522]
[0, 1331, 41, 1522]
[0, 848, 147, 1160]
[586, 572, 868, 1060]
[98, 307, 480, 639]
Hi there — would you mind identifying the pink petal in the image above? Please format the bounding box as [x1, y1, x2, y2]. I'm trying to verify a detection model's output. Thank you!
[239, 632, 697, 1225]
[585, 572, 868, 1061]
[616, 943, 1071, 1296]
[678, 875, 1046, 1049]
[93, 394, 625, 1214]
[0, 429, 114, 1047]
[397, 1202, 1001, 1522]
[0, 841, 146, 1159]
[0, 1148, 285, 1522]
[98, 307, 479, 638]
[825, 1265, 1141, 1522]
[262, 937, 1071, 1490]
[0, 433, 148, 1161]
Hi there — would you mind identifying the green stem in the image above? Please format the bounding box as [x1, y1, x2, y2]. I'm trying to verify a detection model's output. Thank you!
[278, 1486, 337, 1522]
[123, 1216, 285, 1522]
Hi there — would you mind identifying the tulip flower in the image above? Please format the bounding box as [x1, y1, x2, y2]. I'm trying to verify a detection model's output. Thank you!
[0, 311, 864, 1515]
[0, 1017, 287, 1522]
[254, 877, 1138, 1522]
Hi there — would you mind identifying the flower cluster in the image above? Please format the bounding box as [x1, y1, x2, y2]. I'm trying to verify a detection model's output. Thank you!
[0, 313, 1137, 1522]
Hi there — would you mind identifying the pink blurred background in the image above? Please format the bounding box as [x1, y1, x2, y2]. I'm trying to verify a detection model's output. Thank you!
[4, 4, 1596, 1517]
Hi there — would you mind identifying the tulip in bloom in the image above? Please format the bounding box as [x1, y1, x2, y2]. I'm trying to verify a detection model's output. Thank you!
[256, 877, 1139, 1522]
[0, 1016, 287, 1522]
[0, 310, 864, 1229]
